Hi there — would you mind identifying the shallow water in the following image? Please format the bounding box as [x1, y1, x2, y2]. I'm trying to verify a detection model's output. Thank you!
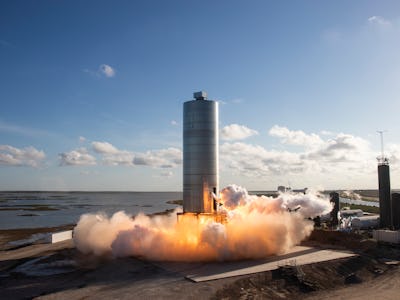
[340, 197, 379, 207]
[0, 191, 182, 229]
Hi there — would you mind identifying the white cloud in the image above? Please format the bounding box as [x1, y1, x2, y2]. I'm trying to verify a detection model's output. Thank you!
[0, 145, 45, 167]
[269, 125, 324, 149]
[368, 16, 391, 26]
[171, 120, 178, 126]
[221, 124, 259, 141]
[221, 142, 306, 176]
[84, 64, 116, 78]
[99, 64, 115, 78]
[92, 141, 133, 166]
[92, 141, 119, 154]
[90, 141, 182, 168]
[79, 136, 86, 143]
[102, 151, 134, 166]
[133, 147, 182, 168]
[59, 148, 96, 166]
[387, 144, 400, 166]
[220, 126, 379, 185]
[305, 133, 371, 163]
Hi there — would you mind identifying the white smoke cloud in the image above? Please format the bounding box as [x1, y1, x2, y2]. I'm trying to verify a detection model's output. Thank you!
[219, 184, 332, 218]
[73, 185, 332, 261]
[0, 145, 45, 167]
[221, 124, 259, 141]
[342, 190, 361, 200]
[59, 148, 96, 166]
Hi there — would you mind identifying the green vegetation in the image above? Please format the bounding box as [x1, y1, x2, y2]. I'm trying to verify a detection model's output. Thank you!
[340, 203, 379, 214]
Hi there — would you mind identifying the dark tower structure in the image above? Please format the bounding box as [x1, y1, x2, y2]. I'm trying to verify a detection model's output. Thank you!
[378, 161, 391, 228]
[329, 192, 340, 227]
[377, 130, 392, 228]
[392, 193, 400, 230]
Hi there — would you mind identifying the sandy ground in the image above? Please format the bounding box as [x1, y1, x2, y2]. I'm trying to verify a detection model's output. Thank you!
[305, 268, 400, 300]
[1, 243, 241, 300]
[0, 227, 399, 299]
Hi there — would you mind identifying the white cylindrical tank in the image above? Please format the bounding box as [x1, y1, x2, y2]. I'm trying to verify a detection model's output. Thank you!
[183, 91, 218, 213]
[351, 216, 380, 229]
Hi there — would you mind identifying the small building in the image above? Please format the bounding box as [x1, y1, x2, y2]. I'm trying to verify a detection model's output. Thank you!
[373, 229, 400, 244]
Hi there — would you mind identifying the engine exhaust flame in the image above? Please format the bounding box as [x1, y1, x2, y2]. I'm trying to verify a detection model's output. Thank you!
[73, 185, 332, 261]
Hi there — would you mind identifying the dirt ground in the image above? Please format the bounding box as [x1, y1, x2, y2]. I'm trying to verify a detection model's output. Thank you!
[0, 228, 399, 299]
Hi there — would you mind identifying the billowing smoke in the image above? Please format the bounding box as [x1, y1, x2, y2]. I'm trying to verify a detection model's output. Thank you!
[342, 190, 362, 200]
[73, 185, 332, 261]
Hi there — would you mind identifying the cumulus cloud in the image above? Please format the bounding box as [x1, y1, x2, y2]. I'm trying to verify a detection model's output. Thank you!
[92, 141, 133, 166]
[220, 126, 377, 181]
[90, 141, 182, 168]
[305, 133, 370, 162]
[387, 144, 400, 166]
[99, 64, 115, 78]
[92, 141, 119, 154]
[221, 124, 259, 141]
[269, 125, 323, 148]
[0, 145, 45, 167]
[133, 147, 182, 168]
[59, 148, 96, 166]
[221, 142, 306, 176]
[102, 151, 134, 166]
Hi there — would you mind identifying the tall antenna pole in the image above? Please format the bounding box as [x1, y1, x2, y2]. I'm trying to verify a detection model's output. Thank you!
[377, 130, 388, 164]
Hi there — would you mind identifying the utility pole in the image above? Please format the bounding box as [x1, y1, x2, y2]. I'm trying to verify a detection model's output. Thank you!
[377, 130, 387, 163]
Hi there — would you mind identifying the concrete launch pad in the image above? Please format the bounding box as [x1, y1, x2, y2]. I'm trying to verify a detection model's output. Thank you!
[157, 246, 356, 282]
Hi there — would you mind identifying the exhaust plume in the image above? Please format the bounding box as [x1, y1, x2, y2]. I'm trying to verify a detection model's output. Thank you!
[73, 185, 332, 261]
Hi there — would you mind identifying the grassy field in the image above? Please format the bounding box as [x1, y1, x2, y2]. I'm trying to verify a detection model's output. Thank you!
[340, 202, 379, 214]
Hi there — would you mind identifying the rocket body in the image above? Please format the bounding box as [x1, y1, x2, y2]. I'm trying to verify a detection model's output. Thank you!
[183, 92, 219, 213]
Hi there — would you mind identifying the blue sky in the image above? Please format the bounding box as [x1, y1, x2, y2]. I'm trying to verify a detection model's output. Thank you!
[1, 1, 400, 191]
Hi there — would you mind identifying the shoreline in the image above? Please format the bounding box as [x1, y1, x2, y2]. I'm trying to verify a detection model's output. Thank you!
[0, 205, 181, 250]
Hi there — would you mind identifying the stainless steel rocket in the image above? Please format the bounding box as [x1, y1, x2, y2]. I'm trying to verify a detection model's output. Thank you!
[183, 91, 219, 213]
